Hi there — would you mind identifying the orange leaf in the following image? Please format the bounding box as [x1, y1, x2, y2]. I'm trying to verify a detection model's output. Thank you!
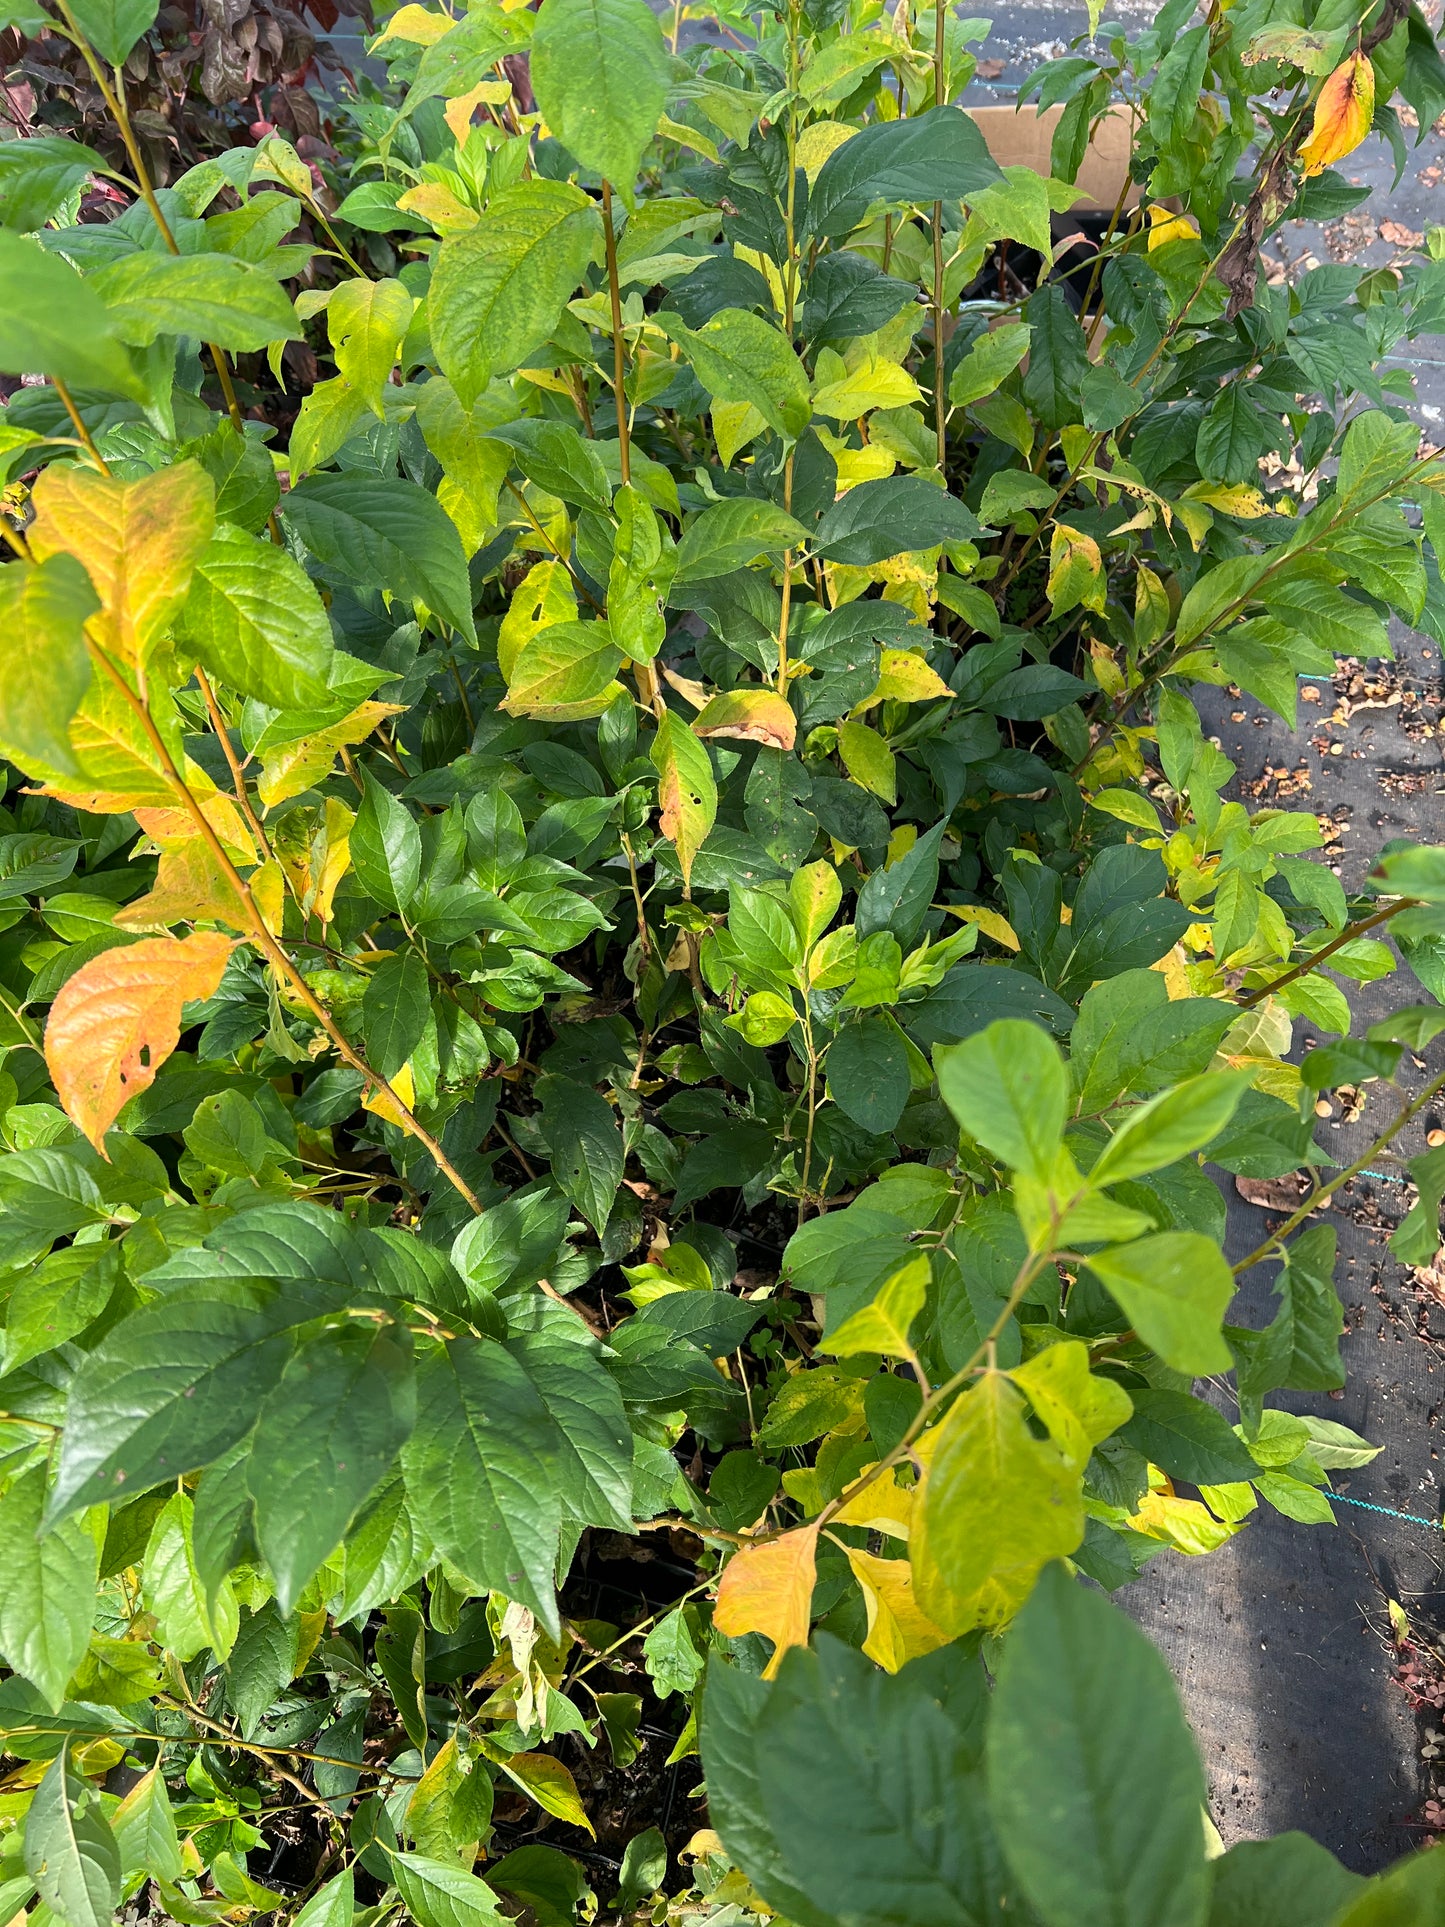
[1298, 53, 1375, 177]
[114, 841, 245, 935]
[45, 932, 236, 1150]
[28, 461, 215, 670]
[713, 1524, 819, 1679]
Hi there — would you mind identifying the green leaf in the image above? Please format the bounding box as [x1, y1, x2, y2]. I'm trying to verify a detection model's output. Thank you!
[45, 1282, 304, 1527]
[1086, 1233, 1234, 1375]
[509, 1319, 634, 1532]
[430, 181, 601, 407]
[0, 137, 106, 235]
[176, 524, 334, 709]
[351, 767, 422, 912]
[1090, 1071, 1251, 1185]
[826, 1015, 910, 1137]
[491, 1845, 590, 1927]
[936, 1018, 1067, 1183]
[673, 497, 807, 582]
[293, 1873, 355, 1927]
[530, 0, 670, 196]
[3, 1239, 120, 1375]
[0, 553, 97, 780]
[23, 1744, 121, 1927]
[948, 321, 1032, 408]
[615, 1829, 666, 1910]
[1119, 1389, 1259, 1485]
[812, 476, 981, 565]
[986, 1563, 1209, 1927]
[1020, 286, 1089, 431]
[142, 1491, 239, 1661]
[64, 0, 158, 65]
[111, 1768, 183, 1885]
[485, 418, 612, 513]
[0, 1465, 98, 1711]
[643, 1606, 705, 1699]
[0, 232, 143, 403]
[540, 1076, 623, 1233]
[657, 308, 811, 440]
[363, 953, 431, 1079]
[248, 1323, 416, 1615]
[401, 1337, 563, 1637]
[390, 1850, 506, 1927]
[1331, 1835, 1445, 1922]
[1207, 1836, 1362, 1926]
[805, 105, 1003, 240]
[283, 473, 476, 644]
[226, 1601, 297, 1740]
[912, 1372, 1083, 1632]
[88, 253, 301, 352]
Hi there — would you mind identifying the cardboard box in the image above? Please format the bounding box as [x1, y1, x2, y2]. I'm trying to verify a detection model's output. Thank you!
[964, 103, 1142, 216]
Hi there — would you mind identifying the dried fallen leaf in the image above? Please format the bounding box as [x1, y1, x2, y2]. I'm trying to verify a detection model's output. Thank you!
[1379, 219, 1424, 249]
[713, 1523, 819, 1678]
[45, 931, 236, 1150]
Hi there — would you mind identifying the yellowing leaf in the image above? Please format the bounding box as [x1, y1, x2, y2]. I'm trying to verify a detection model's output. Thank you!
[1184, 480, 1270, 518]
[824, 1254, 929, 1358]
[693, 687, 797, 752]
[1008, 1340, 1133, 1474]
[651, 709, 717, 890]
[796, 118, 857, 178]
[502, 620, 625, 720]
[251, 860, 285, 936]
[498, 1751, 594, 1836]
[1298, 52, 1375, 176]
[1046, 523, 1105, 617]
[257, 701, 402, 807]
[845, 1546, 951, 1673]
[713, 1524, 819, 1679]
[271, 796, 354, 924]
[114, 840, 244, 934]
[133, 790, 255, 864]
[497, 560, 578, 681]
[45, 931, 236, 1150]
[1130, 1483, 1243, 1555]
[811, 351, 923, 422]
[712, 399, 768, 470]
[837, 718, 896, 804]
[444, 79, 512, 145]
[862, 646, 952, 707]
[396, 182, 479, 236]
[28, 461, 215, 671]
[372, 4, 454, 47]
[911, 1372, 1084, 1634]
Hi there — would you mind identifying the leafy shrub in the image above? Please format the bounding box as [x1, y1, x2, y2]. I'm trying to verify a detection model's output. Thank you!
[2, 0, 1445, 1922]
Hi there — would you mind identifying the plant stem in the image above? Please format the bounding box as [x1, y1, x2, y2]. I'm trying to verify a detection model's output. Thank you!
[931, 0, 947, 471]
[52, 380, 109, 469]
[1237, 895, 1419, 1010]
[600, 179, 630, 485]
[195, 667, 275, 864]
[86, 643, 485, 1215]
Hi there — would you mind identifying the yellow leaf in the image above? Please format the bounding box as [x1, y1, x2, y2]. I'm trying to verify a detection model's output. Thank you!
[372, 4, 453, 47]
[1145, 204, 1199, 251]
[1298, 52, 1375, 176]
[1130, 1484, 1243, 1555]
[272, 796, 354, 924]
[1184, 481, 1270, 519]
[693, 687, 797, 752]
[945, 904, 1019, 951]
[823, 1254, 929, 1358]
[498, 1751, 594, 1837]
[28, 461, 215, 671]
[796, 119, 857, 178]
[257, 701, 402, 807]
[651, 709, 717, 890]
[713, 1524, 819, 1679]
[114, 839, 244, 934]
[133, 791, 255, 864]
[837, 718, 896, 804]
[45, 931, 236, 1150]
[251, 860, 286, 937]
[713, 399, 767, 470]
[444, 80, 511, 146]
[832, 1465, 914, 1538]
[861, 646, 952, 707]
[845, 1547, 951, 1673]
[363, 1060, 416, 1127]
[816, 427, 896, 490]
[497, 560, 578, 681]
